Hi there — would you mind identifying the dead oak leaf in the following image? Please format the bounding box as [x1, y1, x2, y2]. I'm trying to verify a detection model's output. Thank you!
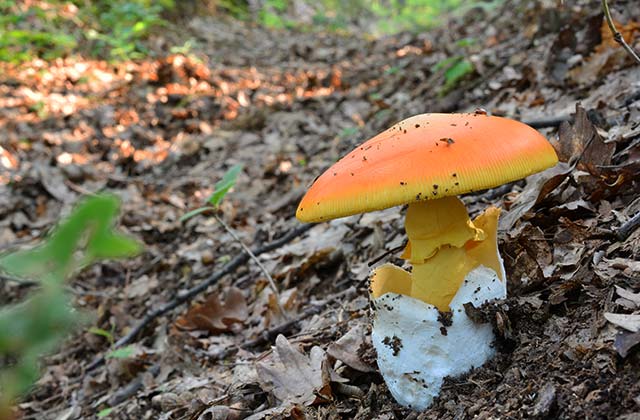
[556, 104, 615, 177]
[499, 162, 572, 231]
[256, 334, 332, 406]
[175, 287, 248, 334]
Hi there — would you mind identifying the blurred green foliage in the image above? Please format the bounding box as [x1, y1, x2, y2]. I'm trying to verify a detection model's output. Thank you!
[215, 0, 492, 34]
[0, 0, 495, 63]
[0, 195, 142, 411]
[0, 0, 172, 62]
[432, 55, 475, 95]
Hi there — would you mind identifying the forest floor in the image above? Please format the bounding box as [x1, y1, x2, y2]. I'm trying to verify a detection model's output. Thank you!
[1, 0, 640, 419]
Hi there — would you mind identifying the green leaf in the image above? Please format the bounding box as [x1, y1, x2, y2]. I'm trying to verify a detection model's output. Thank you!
[88, 327, 114, 344]
[206, 164, 243, 208]
[106, 345, 136, 359]
[0, 194, 142, 282]
[97, 408, 114, 418]
[179, 206, 214, 223]
[339, 127, 359, 139]
[0, 194, 141, 404]
[442, 59, 474, 92]
[0, 284, 80, 397]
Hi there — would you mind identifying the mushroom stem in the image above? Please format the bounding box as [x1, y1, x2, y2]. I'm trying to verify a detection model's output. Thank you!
[371, 196, 505, 312]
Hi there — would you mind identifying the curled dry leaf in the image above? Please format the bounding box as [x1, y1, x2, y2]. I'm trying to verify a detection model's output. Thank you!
[556, 104, 614, 174]
[615, 286, 640, 309]
[175, 287, 248, 334]
[256, 334, 332, 406]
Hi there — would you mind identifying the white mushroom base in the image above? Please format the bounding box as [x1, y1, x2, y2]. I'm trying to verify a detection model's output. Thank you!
[371, 265, 506, 411]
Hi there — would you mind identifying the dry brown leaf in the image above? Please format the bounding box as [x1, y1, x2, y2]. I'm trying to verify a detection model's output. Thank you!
[251, 287, 299, 328]
[327, 323, 375, 373]
[175, 287, 248, 333]
[604, 312, 640, 332]
[499, 163, 572, 231]
[256, 334, 332, 406]
[556, 104, 614, 176]
[615, 286, 640, 309]
[570, 19, 640, 85]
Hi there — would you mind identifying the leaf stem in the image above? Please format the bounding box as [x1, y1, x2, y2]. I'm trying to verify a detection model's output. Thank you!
[601, 0, 640, 65]
[213, 214, 289, 320]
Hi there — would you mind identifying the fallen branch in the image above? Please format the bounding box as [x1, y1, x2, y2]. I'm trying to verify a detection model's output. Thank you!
[85, 223, 315, 372]
[602, 0, 640, 65]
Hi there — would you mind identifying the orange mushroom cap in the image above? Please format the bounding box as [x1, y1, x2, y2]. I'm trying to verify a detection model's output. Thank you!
[296, 113, 558, 223]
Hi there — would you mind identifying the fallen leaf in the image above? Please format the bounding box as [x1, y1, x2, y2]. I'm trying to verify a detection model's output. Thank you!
[556, 104, 614, 176]
[615, 286, 640, 309]
[175, 287, 248, 333]
[532, 382, 557, 417]
[499, 163, 572, 231]
[327, 323, 375, 373]
[604, 312, 640, 332]
[256, 334, 332, 406]
[614, 331, 640, 358]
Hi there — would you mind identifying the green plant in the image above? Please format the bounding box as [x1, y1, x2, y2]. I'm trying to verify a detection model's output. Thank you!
[432, 55, 475, 95]
[81, 0, 173, 60]
[0, 0, 173, 63]
[0, 194, 142, 413]
[180, 164, 244, 222]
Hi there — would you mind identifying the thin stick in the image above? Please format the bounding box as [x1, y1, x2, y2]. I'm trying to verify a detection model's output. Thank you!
[367, 240, 407, 267]
[242, 287, 355, 350]
[213, 214, 288, 320]
[523, 116, 571, 129]
[602, 0, 640, 65]
[211, 287, 356, 361]
[617, 211, 640, 242]
[84, 223, 314, 372]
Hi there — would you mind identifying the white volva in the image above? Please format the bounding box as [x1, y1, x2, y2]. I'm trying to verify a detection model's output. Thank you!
[371, 265, 506, 411]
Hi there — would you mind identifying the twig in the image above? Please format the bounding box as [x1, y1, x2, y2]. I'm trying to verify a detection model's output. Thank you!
[602, 0, 640, 65]
[108, 363, 161, 406]
[523, 116, 572, 129]
[84, 223, 315, 372]
[211, 287, 357, 361]
[214, 214, 287, 320]
[367, 240, 407, 267]
[617, 211, 640, 241]
[243, 287, 355, 349]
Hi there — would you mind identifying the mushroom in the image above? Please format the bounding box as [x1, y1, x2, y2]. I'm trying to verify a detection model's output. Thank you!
[296, 113, 558, 410]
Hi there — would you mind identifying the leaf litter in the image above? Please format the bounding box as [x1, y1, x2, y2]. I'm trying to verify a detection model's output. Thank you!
[1, 0, 640, 418]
